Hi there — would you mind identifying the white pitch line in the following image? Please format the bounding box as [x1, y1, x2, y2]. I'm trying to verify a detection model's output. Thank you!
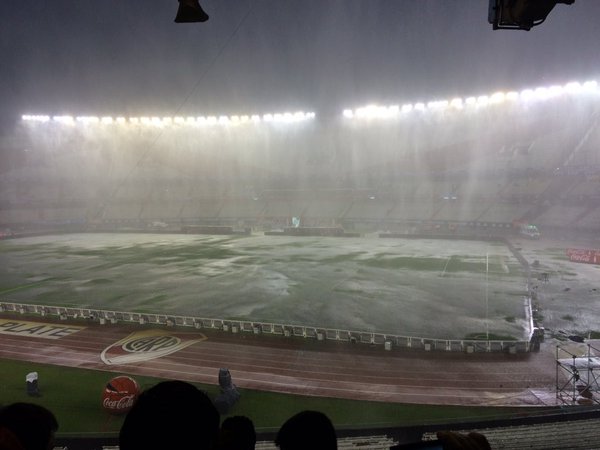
[440, 255, 453, 277]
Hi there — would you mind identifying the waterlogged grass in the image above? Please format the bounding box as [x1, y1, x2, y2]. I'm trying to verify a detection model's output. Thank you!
[83, 279, 112, 285]
[0, 234, 526, 339]
[464, 333, 518, 341]
[361, 256, 448, 271]
[359, 255, 518, 275]
[319, 251, 368, 264]
[0, 358, 546, 434]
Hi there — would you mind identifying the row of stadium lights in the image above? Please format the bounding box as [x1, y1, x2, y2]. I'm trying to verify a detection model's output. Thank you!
[342, 80, 599, 120]
[21, 111, 316, 126]
[21, 80, 598, 126]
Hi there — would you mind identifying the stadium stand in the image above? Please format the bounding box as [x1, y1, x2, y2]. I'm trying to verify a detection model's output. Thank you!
[180, 199, 221, 220]
[576, 206, 600, 231]
[477, 203, 533, 224]
[432, 201, 489, 223]
[102, 204, 142, 221]
[254, 435, 397, 450]
[218, 199, 264, 220]
[421, 415, 600, 450]
[387, 201, 437, 222]
[140, 201, 184, 221]
[343, 199, 394, 221]
[302, 199, 350, 220]
[534, 205, 589, 228]
[566, 179, 600, 200]
[263, 199, 305, 219]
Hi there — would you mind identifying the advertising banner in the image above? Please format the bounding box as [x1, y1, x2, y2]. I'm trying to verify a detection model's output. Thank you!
[566, 248, 600, 265]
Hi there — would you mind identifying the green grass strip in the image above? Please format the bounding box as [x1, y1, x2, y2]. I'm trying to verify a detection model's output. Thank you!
[0, 280, 53, 296]
[0, 358, 556, 435]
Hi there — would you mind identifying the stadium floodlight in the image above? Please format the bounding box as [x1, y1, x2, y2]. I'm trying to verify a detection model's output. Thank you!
[251, 114, 261, 123]
[263, 114, 274, 122]
[414, 103, 425, 111]
[306, 112, 316, 119]
[401, 104, 413, 113]
[230, 115, 240, 123]
[116, 117, 126, 124]
[427, 100, 448, 110]
[162, 117, 173, 124]
[355, 106, 368, 118]
[140, 117, 151, 125]
[173, 116, 185, 124]
[450, 98, 463, 109]
[465, 97, 477, 106]
[343, 109, 354, 118]
[490, 92, 505, 104]
[357, 105, 376, 118]
[22, 115, 50, 122]
[218, 115, 230, 124]
[273, 113, 283, 122]
[293, 111, 306, 120]
[506, 91, 520, 101]
[583, 80, 598, 90]
[196, 116, 207, 124]
[564, 81, 583, 93]
[476, 95, 489, 106]
[548, 85, 564, 97]
[101, 116, 114, 124]
[354, 104, 399, 119]
[53, 115, 75, 124]
[520, 89, 535, 101]
[206, 116, 217, 125]
[151, 117, 162, 126]
[533, 86, 552, 101]
[240, 115, 250, 123]
[129, 117, 139, 124]
[186, 116, 196, 124]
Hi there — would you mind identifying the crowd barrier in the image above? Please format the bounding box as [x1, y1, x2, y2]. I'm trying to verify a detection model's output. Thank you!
[0, 300, 533, 353]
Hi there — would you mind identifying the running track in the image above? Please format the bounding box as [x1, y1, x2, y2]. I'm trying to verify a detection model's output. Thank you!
[0, 318, 559, 406]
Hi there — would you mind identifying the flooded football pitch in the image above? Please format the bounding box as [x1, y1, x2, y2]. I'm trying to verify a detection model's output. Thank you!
[2, 232, 595, 340]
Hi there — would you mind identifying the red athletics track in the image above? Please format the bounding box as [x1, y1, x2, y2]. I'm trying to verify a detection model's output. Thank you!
[0, 317, 559, 406]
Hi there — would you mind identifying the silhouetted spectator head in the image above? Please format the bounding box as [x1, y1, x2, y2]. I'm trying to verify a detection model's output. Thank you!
[217, 415, 256, 450]
[436, 431, 491, 450]
[0, 402, 58, 450]
[275, 410, 337, 450]
[119, 380, 220, 450]
[0, 426, 24, 450]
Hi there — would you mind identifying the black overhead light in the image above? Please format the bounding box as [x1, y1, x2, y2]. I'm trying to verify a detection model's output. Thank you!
[488, 0, 575, 30]
[174, 0, 209, 23]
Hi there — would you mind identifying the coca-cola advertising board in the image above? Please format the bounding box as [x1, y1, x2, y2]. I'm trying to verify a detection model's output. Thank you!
[102, 375, 140, 415]
[566, 248, 600, 265]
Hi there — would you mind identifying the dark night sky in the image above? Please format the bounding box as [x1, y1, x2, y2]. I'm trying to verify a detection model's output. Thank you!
[1, 0, 599, 132]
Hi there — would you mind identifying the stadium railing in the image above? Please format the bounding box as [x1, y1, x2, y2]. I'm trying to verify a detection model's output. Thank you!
[0, 300, 533, 353]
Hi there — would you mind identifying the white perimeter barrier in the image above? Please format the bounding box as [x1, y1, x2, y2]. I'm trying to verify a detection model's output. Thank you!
[0, 300, 532, 353]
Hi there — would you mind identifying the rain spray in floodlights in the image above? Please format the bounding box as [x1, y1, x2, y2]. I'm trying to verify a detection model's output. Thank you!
[488, 0, 574, 30]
